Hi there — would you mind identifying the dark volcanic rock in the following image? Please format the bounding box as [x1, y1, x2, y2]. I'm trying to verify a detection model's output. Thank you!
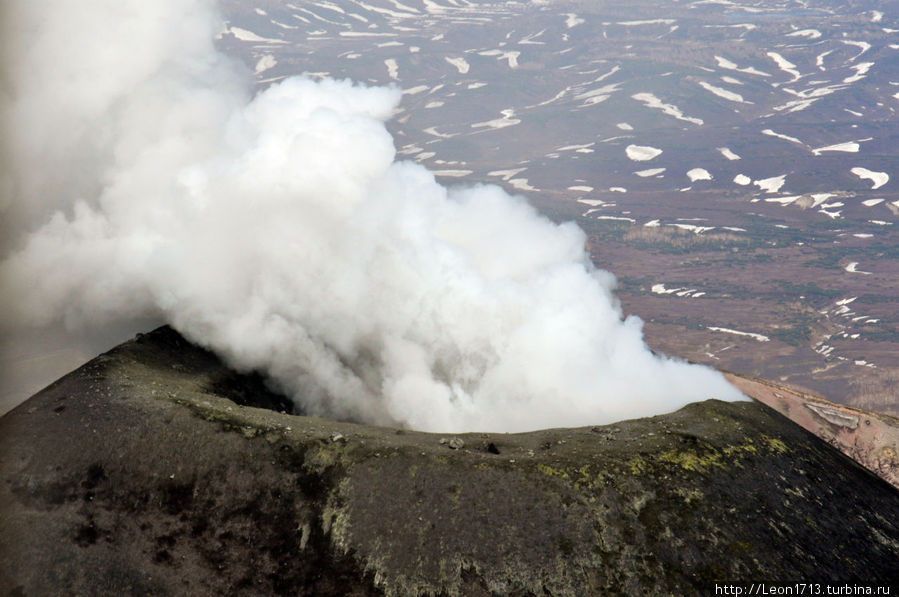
[1, 327, 898, 596]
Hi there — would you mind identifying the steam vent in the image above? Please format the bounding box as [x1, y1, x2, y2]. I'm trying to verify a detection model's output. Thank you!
[1, 326, 898, 595]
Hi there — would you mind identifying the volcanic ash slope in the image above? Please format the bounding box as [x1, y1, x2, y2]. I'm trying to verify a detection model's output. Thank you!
[1, 327, 898, 595]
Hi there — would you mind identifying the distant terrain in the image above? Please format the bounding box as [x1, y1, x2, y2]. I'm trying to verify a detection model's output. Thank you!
[215, 0, 899, 415]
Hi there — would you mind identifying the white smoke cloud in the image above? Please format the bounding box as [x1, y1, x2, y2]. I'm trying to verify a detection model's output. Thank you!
[0, 0, 744, 431]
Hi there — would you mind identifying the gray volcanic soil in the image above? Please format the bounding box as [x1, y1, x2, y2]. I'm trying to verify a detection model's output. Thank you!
[1, 327, 898, 595]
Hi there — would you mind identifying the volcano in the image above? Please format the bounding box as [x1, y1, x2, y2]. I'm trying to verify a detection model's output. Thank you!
[1, 326, 897, 595]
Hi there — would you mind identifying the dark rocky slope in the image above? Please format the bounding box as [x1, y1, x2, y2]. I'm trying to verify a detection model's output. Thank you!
[1, 326, 898, 596]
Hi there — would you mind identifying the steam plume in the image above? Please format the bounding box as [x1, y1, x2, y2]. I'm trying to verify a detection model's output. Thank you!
[0, 0, 744, 431]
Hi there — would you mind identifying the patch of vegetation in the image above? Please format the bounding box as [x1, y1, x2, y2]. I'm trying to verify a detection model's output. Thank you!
[687, 279, 754, 300]
[646, 315, 709, 331]
[857, 327, 899, 343]
[768, 326, 812, 347]
[760, 302, 825, 346]
[579, 219, 630, 241]
[802, 242, 893, 269]
[877, 243, 899, 260]
[856, 293, 899, 305]
[802, 251, 845, 269]
[616, 275, 654, 292]
[621, 226, 756, 254]
[773, 281, 840, 300]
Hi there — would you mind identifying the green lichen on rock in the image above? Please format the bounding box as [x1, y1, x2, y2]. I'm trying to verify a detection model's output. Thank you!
[1, 326, 898, 596]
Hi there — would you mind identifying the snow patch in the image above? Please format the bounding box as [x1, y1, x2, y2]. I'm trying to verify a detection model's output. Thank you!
[625, 144, 663, 161]
[423, 126, 458, 138]
[813, 142, 859, 155]
[508, 178, 537, 191]
[556, 143, 595, 152]
[698, 81, 748, 103]
[432, 169, 472, 177]
[844, 62, 874, 84]
[575, 83, 622, 107]
[707, 327, 770, 342]
[478, 49, 520, 69]
[762, 129, 804, 146]
[564, 13, 584, 28]
[787, 29, 821, 39]
[616, 19, 676, 26]
[845, 262, 872, 275]
[810, 193, 834, 208]
[228, 27, 286, 44]
[764, 196, 800, 205]
[577, 199, 609, 207]
[445, 56, 470, 74]
[753, 175, 786, 193]
[842, 40, 872, 58]
[718, 147, 741, 161]
[595, 215, 635, 223]
[488, 168, 526, 181]
[851, 167, 888, 189]
[767, 52, 800, 80]
[671, 223, 714, 234]
[714, 56, 771, 77]
[254, 54, 277, 74]
[687, 168, 712, 182]
[472, 109, 520, 130]
[631, 92, 703, 125]
[385, 58, 399, 80]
